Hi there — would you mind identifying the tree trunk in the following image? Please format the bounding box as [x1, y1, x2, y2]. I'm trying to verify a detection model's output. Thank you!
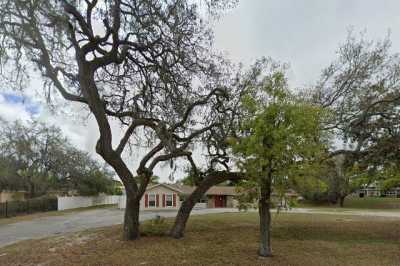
[29, 181, 35, 199]
[339, 195, 346, 207]
[170, 200, 194, 239]
[170, 171, 245, 239]
[170, 182, 210, 239]
[258, 175, 272, 257]
[123, 192, 141, 240]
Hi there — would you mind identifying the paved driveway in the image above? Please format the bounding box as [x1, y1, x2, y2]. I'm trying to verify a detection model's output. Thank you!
[0, 208, 239, 248]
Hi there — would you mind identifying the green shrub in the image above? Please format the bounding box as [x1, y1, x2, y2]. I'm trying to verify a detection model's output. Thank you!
[140, 215, 170, 236]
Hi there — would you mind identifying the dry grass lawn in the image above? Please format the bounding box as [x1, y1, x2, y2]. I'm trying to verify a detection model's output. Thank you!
[342, 197, 400, 209]
[299, 196, 400, 210]
[0, 212, 399, 266]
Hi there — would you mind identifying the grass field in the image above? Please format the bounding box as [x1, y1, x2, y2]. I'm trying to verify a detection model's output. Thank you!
[0, 212, 399, 266]
[299, 196, 400, 210]
[342, 196, 400, 209]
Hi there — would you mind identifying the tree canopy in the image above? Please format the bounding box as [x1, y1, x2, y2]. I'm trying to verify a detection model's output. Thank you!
[0, 0, 240, 239]
[310, 33, 400, 205]
[0, 119, 116, 197]
[229, 59, 327, 256]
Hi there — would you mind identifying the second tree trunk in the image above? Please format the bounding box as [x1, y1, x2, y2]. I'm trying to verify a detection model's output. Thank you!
[258, 176, 272, 257]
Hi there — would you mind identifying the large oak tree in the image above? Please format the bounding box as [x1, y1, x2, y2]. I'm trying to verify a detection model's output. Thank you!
[0, 0, 237, 240]
[314, 33, 400, 206]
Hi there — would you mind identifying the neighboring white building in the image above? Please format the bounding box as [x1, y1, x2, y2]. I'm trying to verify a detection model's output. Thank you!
[358, 182, 400, 197]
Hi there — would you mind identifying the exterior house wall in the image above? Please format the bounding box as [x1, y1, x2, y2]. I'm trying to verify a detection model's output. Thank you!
[141, 185, 180, 210]
[226, 196, 238, 208]
[206, 195, 238, 208]
[207, 195, 215, 208]
[232, 198, 239, 208]
[119, 184, 239, 209]
[118, 185, 180, 210]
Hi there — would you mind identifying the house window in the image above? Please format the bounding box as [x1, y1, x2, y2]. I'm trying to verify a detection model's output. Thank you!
[148, 194, 156, 207]
[166, 194, 173, 207]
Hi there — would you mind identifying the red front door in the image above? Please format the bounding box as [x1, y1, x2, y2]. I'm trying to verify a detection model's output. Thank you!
[214, 196, 225, 208]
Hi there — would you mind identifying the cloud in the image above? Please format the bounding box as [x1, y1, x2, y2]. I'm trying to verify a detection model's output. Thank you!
[0, 93, 37, 122]
[214, 0, 400, 87]
[0, 91, 189, 182]
[1, 92, 40, 114]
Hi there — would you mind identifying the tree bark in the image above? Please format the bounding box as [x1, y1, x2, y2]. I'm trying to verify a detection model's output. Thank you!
[170, 185, 207, 239]
[339, 195, 346, 207]
[258, 174, 272, 257]
[123, 191, 141, 240]
[28, 180, 35, 199]
[170, 199, 195, 239]
[170, 171, 245, 239]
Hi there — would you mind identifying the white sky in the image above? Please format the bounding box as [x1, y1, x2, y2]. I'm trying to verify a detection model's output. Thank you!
[214, 0, 400, 88]
[1, 0, 400, 182]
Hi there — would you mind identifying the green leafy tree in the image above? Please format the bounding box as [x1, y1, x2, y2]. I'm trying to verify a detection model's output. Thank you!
[381, 166, 400, 191]
[287, 158, 330, 203]
[0, 156, 24, 191]
[230, 60, 327, 257]
[149, 175, 160, 185]
[75, 169, 115, 196]
[0, 120, 66, 197]
[0, 119, 115, 197]
[293, 156, 360, 206]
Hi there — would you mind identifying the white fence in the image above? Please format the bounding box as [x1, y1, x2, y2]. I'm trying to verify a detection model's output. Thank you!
[58, 195, 122, 211]
[118, 195, 126, 209]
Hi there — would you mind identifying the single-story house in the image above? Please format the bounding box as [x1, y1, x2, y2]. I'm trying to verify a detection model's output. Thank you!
[119, 183, 238, 210]
[140, 183, 182, 210]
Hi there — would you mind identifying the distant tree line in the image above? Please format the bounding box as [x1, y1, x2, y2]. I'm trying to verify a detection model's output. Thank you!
[0, 119, 118, 198]
[301, 33, 400, 206]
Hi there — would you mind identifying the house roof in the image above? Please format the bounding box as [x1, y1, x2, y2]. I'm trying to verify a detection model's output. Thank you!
[146, 183, 184, 194]
[122, 183, 237, 196]
[139, 184, 300, 197]
[170, 184, 237, 196]
[206, 186, 237, 196]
